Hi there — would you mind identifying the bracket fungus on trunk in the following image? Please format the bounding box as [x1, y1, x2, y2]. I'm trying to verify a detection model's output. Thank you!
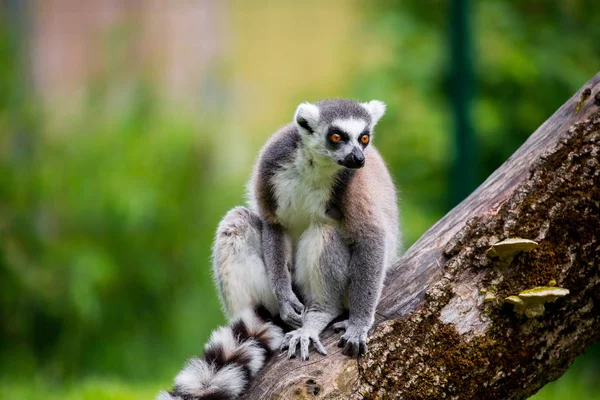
[486, 238, 539, 263]
[505, 286, 570, 318]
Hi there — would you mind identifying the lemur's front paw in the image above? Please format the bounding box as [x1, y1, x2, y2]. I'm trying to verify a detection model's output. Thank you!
[336, 323, 369, 358]
[278, 292, 304, 329]
[280, 328, 327, 361]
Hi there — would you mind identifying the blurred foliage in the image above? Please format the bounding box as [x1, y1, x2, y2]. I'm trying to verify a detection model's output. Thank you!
[534, 344, 600, 399]
[0, 0, 599, 398]
[353, 0, 600, 245]
[0, 379, 162, 400]
[0, 18, 228, 381]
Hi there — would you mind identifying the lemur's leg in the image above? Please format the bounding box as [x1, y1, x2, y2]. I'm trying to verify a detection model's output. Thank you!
[212, 206, 280, 319]
[281, 224, 351, 360]
[262, 222, 304, 328]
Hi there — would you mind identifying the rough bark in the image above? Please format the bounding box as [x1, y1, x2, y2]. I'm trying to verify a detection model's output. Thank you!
[242, 73, 600, 400]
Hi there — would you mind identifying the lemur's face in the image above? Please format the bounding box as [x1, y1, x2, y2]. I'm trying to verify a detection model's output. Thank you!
[294, 99, 386, 169]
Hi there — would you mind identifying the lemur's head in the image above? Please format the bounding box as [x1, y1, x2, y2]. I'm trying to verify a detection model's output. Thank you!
[293, 99, 386, 169]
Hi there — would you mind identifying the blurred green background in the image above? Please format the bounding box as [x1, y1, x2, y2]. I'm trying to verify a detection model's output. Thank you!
[0, 0, 598, 399]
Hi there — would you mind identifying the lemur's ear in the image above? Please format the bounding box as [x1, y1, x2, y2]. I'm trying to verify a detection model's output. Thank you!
[362, 100, 386, 125]
[294, 102, 320, 134]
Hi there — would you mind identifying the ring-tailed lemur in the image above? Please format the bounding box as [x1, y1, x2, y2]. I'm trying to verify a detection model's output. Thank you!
[158, 99, 400, 400]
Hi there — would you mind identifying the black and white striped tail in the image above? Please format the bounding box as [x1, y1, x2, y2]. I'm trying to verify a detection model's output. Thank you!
[156, 307, 284, 400]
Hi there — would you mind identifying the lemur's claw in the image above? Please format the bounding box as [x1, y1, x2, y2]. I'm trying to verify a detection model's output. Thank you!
[313, 337, 328, 356]
[359, 341, 367, 355]
[341, 338, 365, 358]
[337, 324, 369, 358]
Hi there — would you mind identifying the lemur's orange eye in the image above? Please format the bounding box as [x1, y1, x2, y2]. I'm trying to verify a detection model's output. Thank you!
[360, 135, 370, 144]
[330, 133, 342, 143]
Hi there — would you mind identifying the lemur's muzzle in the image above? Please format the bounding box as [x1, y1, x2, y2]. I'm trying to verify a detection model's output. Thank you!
[341, 148, 365, 169]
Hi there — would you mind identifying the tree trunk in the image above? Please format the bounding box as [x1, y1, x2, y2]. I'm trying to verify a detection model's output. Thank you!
[242, 73, 600, 399]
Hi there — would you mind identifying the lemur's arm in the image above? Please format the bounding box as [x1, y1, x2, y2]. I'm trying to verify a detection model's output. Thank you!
[262, 222, 304, 328]
[254, 129, 305, 328]
[337, 224, 386, 357]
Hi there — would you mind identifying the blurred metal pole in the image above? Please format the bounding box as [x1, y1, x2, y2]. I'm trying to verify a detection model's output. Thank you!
[449, 0, 476, 207]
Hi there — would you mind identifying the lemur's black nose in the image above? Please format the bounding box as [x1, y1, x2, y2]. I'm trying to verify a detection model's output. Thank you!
[342, 148, 365, 169]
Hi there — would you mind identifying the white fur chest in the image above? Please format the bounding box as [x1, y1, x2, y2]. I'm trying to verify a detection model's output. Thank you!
[272, 163, 334, 241]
